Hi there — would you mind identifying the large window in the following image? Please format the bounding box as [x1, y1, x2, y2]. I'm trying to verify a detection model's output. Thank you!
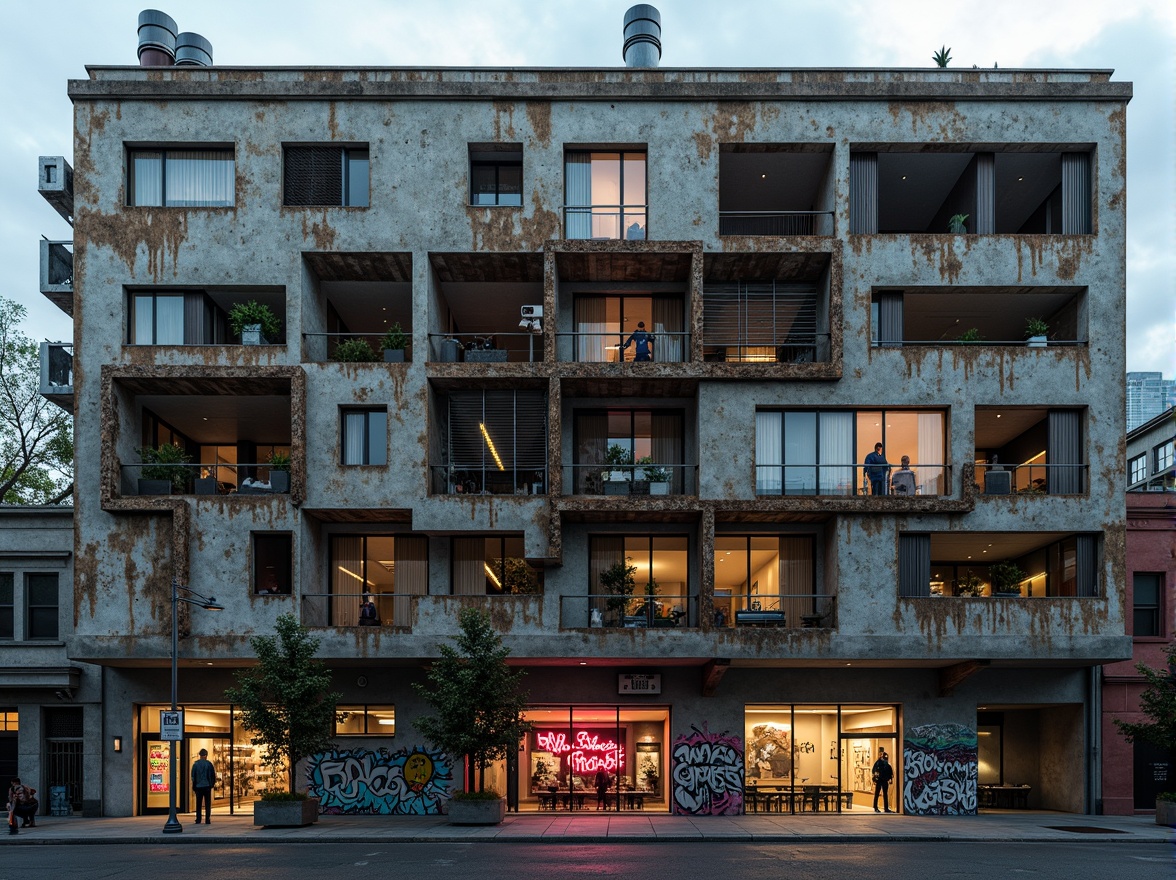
[0, 573, 12, 640]
[1133, 573, 1163, 638]
[25, 573, 58, 640]
[574, 409, 685, 495]
[341, 409, 387, 466]
[703, 282, 820, 364]
[328, 534, 428, 627]
[451, 535, 542, 595]
[756, 409, 946, 496]
[565, 150, 647, 240]
[443, 390, 547, 496]
[284, 146, 369, 207]
[335, 705, 396, 736]
[130, 293, 185, 344]
[572, 295, 686, 363]
[713, 535, 823, 628]
[904, 533, 1100, 598]
[252, 533, 292, 595]
[589, 535, 689, 626]
[128, 148, 234, 207]
[470, 145, 522, 206]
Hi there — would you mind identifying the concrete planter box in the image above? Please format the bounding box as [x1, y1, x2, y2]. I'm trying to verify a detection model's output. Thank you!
[241, 324, 269, 346]
[383, 349, 405, 363]
[253, 797, 320, 827]
[447, 796, 506, 825]
[604, 481, 630, 496]
[1026, 336, 1048, 348]
[1156, 798, 1176, 826]
[465, 349, 508, 363]
[137, 479, 171, 496]
[269, 471, 290, 493]
[649, 481, 670, 495]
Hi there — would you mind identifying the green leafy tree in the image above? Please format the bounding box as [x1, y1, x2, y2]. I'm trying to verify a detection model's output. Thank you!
[225, 614, 341, 794]
[413, 607, 530, 794]
[0, 298, 73, 504]
[1114, 644, 1176, 756]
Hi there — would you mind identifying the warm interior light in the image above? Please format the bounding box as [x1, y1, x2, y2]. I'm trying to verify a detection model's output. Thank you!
[484, 563, 502, 589]
[377, 719, 396, 726]
[479, 423, 505, 471]
[338, 566, 374, 587]
[113, 736, 123, 752]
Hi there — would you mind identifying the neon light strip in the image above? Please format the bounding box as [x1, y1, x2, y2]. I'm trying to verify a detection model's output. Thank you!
[479, 423, 505, 471]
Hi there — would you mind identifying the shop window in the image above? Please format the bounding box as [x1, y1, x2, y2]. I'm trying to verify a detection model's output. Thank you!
[1133, 573, 1163, 638]
[0, 573, 12, 640]
[284, 146, 369, 207]
[128, 147, 235, 207]
[26, 572, 58, 639]
[253, 533, 292, 595]
[341, 408, 387, 466]
[335, 705, 396, 736]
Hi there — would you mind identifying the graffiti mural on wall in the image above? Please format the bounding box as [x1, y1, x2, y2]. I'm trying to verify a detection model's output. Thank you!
[903, 723, 977, 816]
[671, 722, 744, 816]
[307, 745, 452, 815]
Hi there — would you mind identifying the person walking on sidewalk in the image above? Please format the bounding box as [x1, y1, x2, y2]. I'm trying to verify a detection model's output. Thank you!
[872, 751, 894, 813]
[191, 749, 217, 824]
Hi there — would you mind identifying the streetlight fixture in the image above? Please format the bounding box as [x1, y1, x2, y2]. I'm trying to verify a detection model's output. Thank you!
[163, 579, 223, 834]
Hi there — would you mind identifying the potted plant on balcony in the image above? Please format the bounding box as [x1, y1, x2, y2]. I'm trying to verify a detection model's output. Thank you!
[604, 444, 633, 495]
[380, 323, 409, 363]
[954, 571, 985, 597]
[645, 462, 672, 496]
[413, 607, 530, 825]
[599, 556, 637, 626]
[225, 614, 340, 827]
[138, 443, 191, 495]
[229, 300, 281, 345]
[1113, 643, 1176, 825]
[267, 451, 291, 494]
[957, 327, 983, 344]
[1025, 317, 1049, 348]
[989, 560, 1025, 597]
[948, 213, 969, 234]
[332, 338, 378, 362]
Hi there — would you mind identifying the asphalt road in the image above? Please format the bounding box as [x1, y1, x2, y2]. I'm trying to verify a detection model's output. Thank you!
[0, 841, 1171, 880]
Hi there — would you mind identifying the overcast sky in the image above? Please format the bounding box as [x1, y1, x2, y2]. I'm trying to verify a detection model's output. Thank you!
[1, 0, 1172, 375]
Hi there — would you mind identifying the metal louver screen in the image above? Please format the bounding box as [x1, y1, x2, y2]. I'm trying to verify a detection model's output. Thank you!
[703, 282, 818, 361]
[448, 390, 548, 473]
[284, 147, 343, 206]
[45, 706, 83, 738]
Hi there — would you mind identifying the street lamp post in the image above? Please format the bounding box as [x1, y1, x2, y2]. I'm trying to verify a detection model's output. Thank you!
[163, 579, 223, 834]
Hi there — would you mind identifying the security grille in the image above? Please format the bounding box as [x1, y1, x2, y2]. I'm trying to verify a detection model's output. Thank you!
[284, 147, 344, 206]
[45, 706, 84, 812]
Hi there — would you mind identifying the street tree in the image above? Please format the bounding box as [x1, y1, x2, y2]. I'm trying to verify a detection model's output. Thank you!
[0, 297, 72, 504]
[1114, 643, 1176, 753]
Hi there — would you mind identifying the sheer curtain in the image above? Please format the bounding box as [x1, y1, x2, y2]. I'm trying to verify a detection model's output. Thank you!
[452, 537, 485, 595]
[779, 537, 814, 594]
[155, 295, 184, 345]
[575, 296, 608, 362]
[342, 412, 366, 465]
[917, 413, 944, 495]
[331, 536, 364, 627]
[819, 412, 853, 496]
[130, 151, 163, 206]
[589, 537, 625, 593]
[652, 297, 684, 363]
[166, 150, 234, 207]
[393, 536, 428, 626]
[576, 413, 607, 493]
[651, 412, 681, 494]
[565, 153, 591, 239]
[756, 412, 782, 495]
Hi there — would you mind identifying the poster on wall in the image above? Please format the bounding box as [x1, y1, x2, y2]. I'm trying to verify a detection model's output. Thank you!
[635, 742, 661, 791]
[148, 742, 170, 793]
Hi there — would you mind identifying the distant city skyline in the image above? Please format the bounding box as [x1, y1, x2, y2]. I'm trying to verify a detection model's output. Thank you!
[1127, 371, 1176, 431]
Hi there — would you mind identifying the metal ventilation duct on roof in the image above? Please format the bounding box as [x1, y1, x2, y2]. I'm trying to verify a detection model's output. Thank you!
[622, 5, 662, 68]
[137, 9, 177, 67]
[175, 32, 213, 66]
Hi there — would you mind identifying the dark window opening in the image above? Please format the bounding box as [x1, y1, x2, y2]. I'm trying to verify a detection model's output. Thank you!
[253, 533, 292, 595]
[284, 146, 369, 207]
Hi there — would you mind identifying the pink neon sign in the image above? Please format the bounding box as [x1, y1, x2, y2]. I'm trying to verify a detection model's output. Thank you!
[535, 730, 626, 774]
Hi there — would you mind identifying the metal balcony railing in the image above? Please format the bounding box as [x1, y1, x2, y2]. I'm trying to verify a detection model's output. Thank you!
[302, 331, 409, 362]
[430, 465, 547, 496]
[39, 342, 74, 410]
[718, 210, 834, 236]
[560, 594, 696, 629]
[555, 330, 690, 364]
[755, 463, 952, 497]
[301, 593, 419, 629]
[975, 463, 1088, 496]
[712, 594, 837, 629]
[40, 240, 73, 295]
[119, 462, 291, 496]
[563, 463, 695, 497]
[562, 205, 648, 240]
[425, 332, 542, 363]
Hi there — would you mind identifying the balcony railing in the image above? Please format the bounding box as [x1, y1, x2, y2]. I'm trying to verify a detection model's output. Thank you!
[975, 463, 1088, 495]
[303, 332, 409, 363]
[713, 594, 837, 629]
[39, 342, 74, 410]
[563, 205, 648, 241]
[718, 210, 834, 236]
[875, 337, 1085, 347]
[756, 463, 952, 497]
[560, 594, 697, 629]
[425, 332, 542, 363]
[430, 465, 547, 496]
[563, 464, 695, 496]
[556, 330, 690, 363]
[119, 462, 291, 496]
[702, 338, 827, 364]
[40, 239, 73, 296]
[301, 593, 418, 628]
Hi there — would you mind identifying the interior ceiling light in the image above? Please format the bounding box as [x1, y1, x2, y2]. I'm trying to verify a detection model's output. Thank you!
[901, 175, 907, 180]
[377, 560, 395, 572]
[338, 566, 375, 587]
[761, 173, 766, 179]
[484, 563, 502, 590]
[479, 422, 505, 471]
[996, 413, 1002, 418]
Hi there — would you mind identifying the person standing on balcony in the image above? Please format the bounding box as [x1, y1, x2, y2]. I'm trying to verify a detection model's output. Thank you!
[865, 443, 890, 495]
[622, 322, 654, 362]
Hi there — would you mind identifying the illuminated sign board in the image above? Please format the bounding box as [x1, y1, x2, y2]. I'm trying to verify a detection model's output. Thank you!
[534, 729, 626, 774]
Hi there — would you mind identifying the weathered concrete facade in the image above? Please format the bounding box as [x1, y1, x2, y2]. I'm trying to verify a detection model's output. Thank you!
[47, 59, 1131, 817]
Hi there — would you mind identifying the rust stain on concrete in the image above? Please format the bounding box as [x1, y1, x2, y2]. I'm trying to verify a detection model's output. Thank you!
[524, 101, 552, 148]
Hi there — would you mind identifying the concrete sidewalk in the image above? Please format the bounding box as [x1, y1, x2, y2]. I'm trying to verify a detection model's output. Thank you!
[2, 811, 1172, 845]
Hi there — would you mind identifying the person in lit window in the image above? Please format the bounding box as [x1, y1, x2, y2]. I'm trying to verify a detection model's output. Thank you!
[622, 322, 654, 362]
[890, 455, 917, 495]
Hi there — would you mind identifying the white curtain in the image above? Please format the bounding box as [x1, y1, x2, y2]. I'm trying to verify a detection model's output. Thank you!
[166, 150, 234, 207]
[452, 537, 485, 595]
[590, 537, 625, 593]
[917, 412, 944, 495]
[156, 295, 184, 345]
[565, 152, 592, 239]
[331, 536, 364, 627]
[575, 296, 608, 362]
[393, 536, 428, 626]
[342, 412, 366, 465]
[651, 412, 680, 494]
[652, 298, 684, 363]
[819, 412, 853, 496]
[130, 151, 163, 206]
[756, 412, 782, 495]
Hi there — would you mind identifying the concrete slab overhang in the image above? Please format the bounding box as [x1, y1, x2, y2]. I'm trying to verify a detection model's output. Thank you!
[0, 666, 82, 690]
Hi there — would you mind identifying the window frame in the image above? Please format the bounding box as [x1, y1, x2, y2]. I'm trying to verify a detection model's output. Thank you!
[1129, 453, 1148, 485]
[25, 572, 59, 640]
[127, 146, 235, 208]
[283, 145, 370, 207]
[334, 704, 396, 736]
[0, 572, 13, 640]
[469, 150, 523, 207]
[341, 408, 388, 467]
[564, 149, 648, 240]
[1155, 440, 1174, 473]
[252, 533, 293, 596]
[1132, 572, 1163, 639]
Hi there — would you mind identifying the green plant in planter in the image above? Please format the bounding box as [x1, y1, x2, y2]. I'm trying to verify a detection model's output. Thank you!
[139, 443, 192, 492]
[600, 556, 637, 622]
[379, 322, 409, 352]
[452, 788, 504, 801]
[957, 327, 983, 344]
[948, 213, 969, 234]
[228, 300, 281, 341]
[1024, 317, 1050, 339]
[605, 443, 633, 480]
[332, 338, 378, 362]
[644, 463, 671, 483]
[955, 571, 985, 597]
[259, 789, 310, 802]
[989, 560, 1025, 595]
[268, 451, 291, 472]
